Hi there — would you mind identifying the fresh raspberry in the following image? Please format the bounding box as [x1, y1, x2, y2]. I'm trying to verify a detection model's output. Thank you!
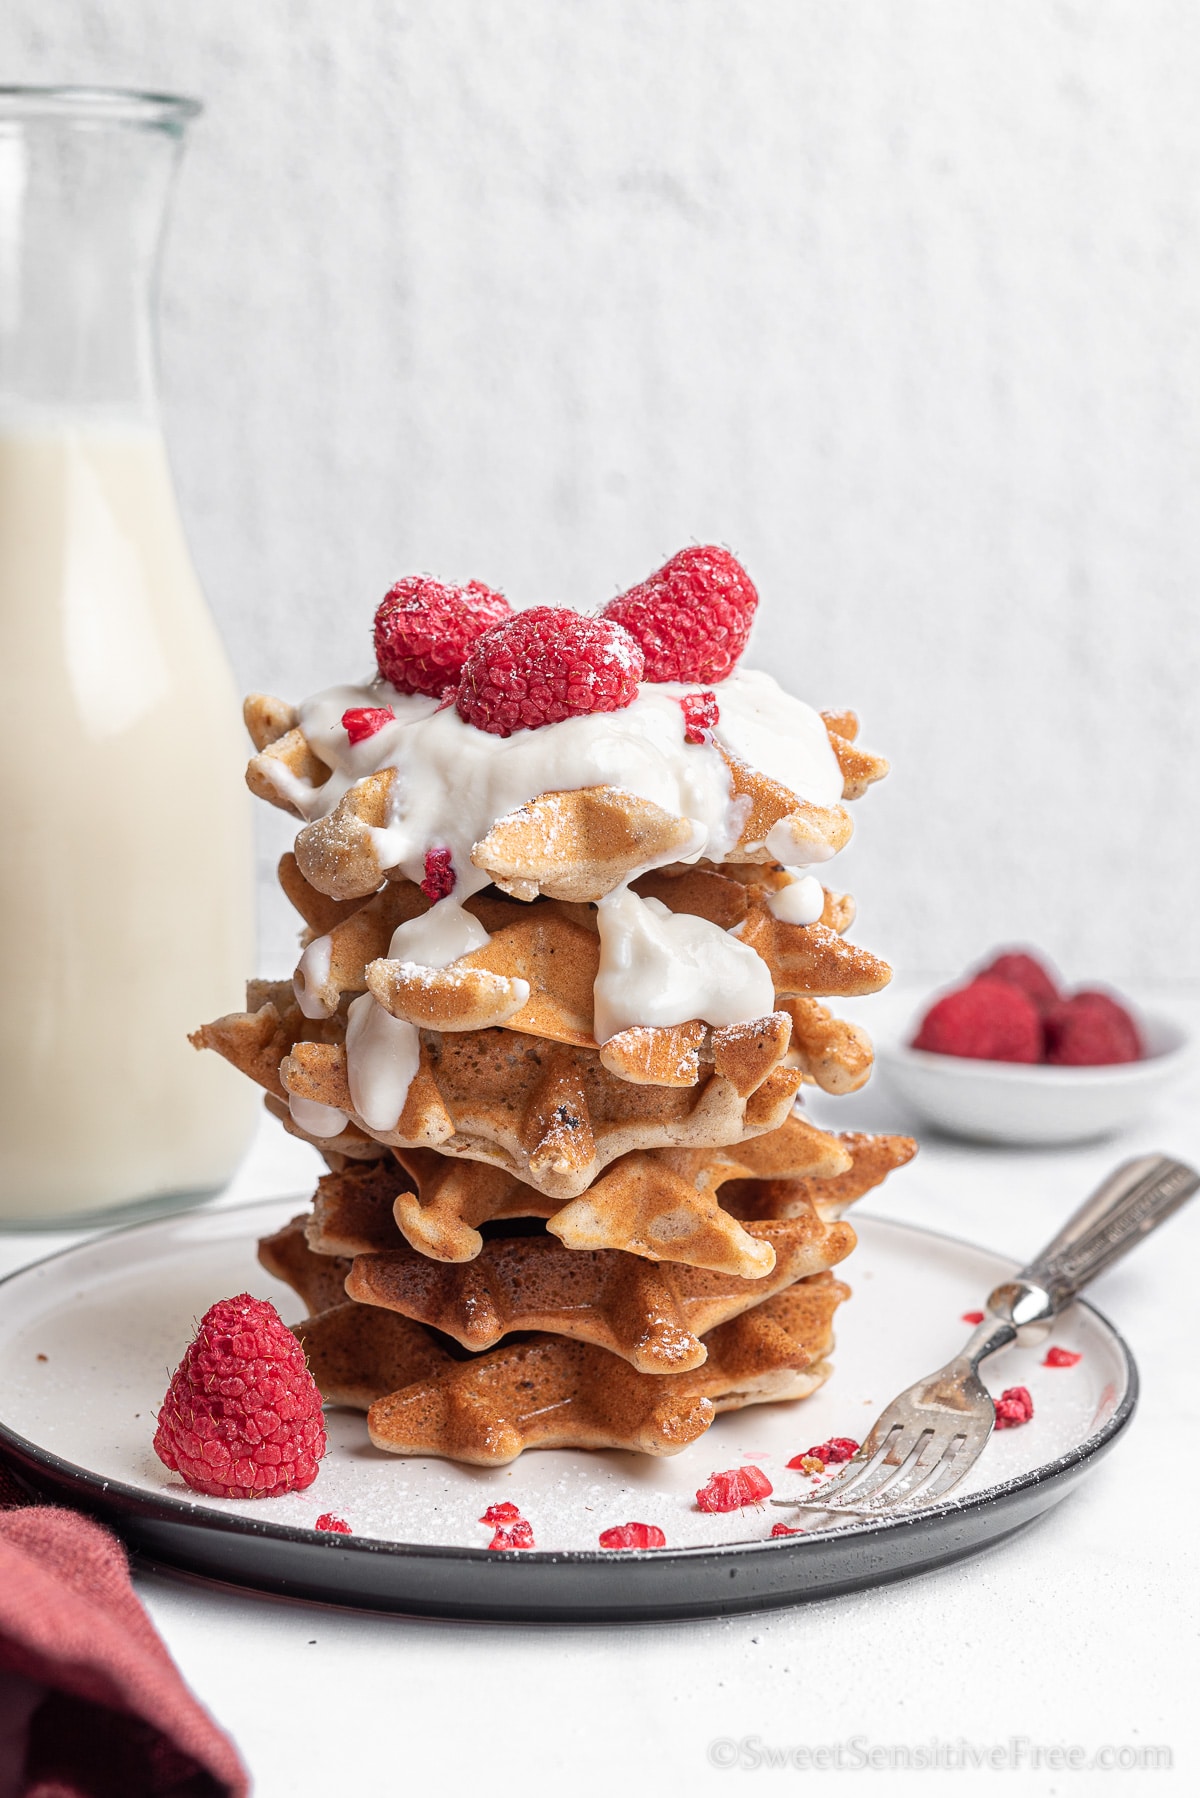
[695, 1465, 773, 1513]
[374, 576, 511, 696]
[598, 1522, 666, 1550]
[601, 545, 758, 683]
[154, 1294, 326, 1499]
[315, 1513, 352, 1534]
[961, 1310, 986, 1325]
[786, 1437, 858, 1470]
[342, 705, 395, 746]
[770, 1523, 803, 1538]
[994, 1385, 1034, 1429]
[679, 690, 719, 743]
[912, 978, 1042, 1063]
[456, 608, 643, 736]
[488, 1519, 535, 1551]
[1043, 990, 1142, 1066]
[421, 847, 456, 902]
[1043, 1346, 1082, 1368]
[479, 1502, 523, 1524]
[975, 949, 1061, 1015]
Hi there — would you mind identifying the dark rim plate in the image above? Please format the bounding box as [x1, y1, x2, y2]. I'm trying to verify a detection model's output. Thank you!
[0, 1203, 1137, 1622]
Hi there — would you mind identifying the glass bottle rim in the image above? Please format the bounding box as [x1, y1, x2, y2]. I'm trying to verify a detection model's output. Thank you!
[0, 85, 201, 132]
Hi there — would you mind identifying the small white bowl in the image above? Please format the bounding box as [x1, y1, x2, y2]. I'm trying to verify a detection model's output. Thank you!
[876, 1008, 1191, 1146]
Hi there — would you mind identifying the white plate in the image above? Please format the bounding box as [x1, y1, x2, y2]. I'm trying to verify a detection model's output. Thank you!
[0, 1198, 1135, 1618]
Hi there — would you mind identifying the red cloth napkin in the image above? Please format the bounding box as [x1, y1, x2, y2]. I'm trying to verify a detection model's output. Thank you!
[0, 1473, 247, 1798]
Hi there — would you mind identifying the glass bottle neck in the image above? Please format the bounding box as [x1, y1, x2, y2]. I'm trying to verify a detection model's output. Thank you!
[0, 90, 198, 428]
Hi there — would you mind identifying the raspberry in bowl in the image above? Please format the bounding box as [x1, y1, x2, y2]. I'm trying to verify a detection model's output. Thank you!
[877, 948, 1189, 1145]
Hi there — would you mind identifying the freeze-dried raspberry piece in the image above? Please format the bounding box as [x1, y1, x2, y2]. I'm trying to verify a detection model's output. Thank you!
[342, 705, 395, 745]
[479, 1502, 523, 1524]
[1042, 1346, 1082, 1368]
[975, 949, 1061, 1015]
[912, 978, 1042, 1063]
[786, 1437, 859, 1470]
[994, 1385, 1034, 1429]
[602, 545, 758, 682]
[1043, 991, 1142, 1066]
[695, 1465, 773, 1513]
[770, 1523, 804, 1538]
[315, 1513, 352, 1534]
[488, 1519, 535, 1551]
[962, 1310, 985, 1325]
[374, 576, 511, 695]
[456, 608, 643, 736]
[598, 1522, 666, 1550]
[679, 690, 719, 743]
[153, 1294, 326, 1499]
[421, 847, 456, 902]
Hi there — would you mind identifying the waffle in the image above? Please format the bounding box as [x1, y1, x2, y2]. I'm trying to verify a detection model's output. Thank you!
[289, 1272, 849, 1463]
[278, 1023, 804, 1201]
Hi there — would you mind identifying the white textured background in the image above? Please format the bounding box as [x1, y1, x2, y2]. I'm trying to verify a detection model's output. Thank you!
[6, 1, 1199, 981]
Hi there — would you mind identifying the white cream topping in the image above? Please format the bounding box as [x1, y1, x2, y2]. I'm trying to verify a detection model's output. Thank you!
[593, 888, 776, 1044]
[766, 870, 826, 926]
[287, 1093, 349, 1138]
[294, 931, 334, 1019]
[385, 898, 490, 968]
[287, 667, 843, 900]
[344, 991, 420, 1132]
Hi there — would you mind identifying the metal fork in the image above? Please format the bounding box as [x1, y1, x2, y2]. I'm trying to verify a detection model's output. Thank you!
[772, 1153, 1199, 1522]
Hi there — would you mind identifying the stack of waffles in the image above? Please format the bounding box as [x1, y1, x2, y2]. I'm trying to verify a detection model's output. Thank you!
[195, 626, 914, 1466]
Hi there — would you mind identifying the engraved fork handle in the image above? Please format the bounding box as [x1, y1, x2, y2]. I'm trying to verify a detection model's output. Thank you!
[986, 1154, 1200, 1341]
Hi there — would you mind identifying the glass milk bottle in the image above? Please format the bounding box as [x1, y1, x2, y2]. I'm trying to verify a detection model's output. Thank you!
[0, 88, 256, 1224]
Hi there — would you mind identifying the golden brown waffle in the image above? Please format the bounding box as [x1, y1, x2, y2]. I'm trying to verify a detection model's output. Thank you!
[722, 1131, 918, 1222]
[384, 1111, 857, 1277]
[291, 1271, 848, 1463]
[258, 1214, 350, 1313]
[278, 1022, 803, 1201]
[345, 1204, 853, 1372]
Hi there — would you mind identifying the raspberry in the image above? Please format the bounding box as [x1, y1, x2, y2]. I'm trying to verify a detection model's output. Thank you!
[994, 1385, 1034, 1429]
[771, 1523, 803, 1538]
[315, 1513, 352, 1534]
[1043, 990, 1142, 1066]
[786, 1437, 859, 1470]
[695, 1465, 773, 1513]
[342, 705, 395, 745]
[1043, 1346, 1082, 1368]
[154, 1294, 326, 1499]
[679, 690, 719, 743]
[488, 1519, 535, 1551]
[975, 949, 1060, 1015]
[601, 545, 758, 683]
[374, 576, 511, 695]
[479, 1502, 523, 1524]
[598, 1522, 666, 1550]
[421, 847, 456, 902]
[456, 608, 643, 737]
[912, 978, 1042, 1063]
[961, 1310, 986, 1325]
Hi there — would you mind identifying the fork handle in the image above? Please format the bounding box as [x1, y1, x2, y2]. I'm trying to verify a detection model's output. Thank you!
[987, 1154, 1199, 1333]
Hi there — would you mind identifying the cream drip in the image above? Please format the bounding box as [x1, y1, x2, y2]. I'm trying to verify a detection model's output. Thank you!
[345, 991, 420, 1132]
[593, 888, 776, 1044]
[294, 931, 334, 1019]
[765, 871, 826, 926]
[385, 899, 490, 968]
[287, 1093, 349, 1138]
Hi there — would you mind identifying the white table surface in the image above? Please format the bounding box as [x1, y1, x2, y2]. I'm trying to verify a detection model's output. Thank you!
[2, 985, 1197, 1797]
